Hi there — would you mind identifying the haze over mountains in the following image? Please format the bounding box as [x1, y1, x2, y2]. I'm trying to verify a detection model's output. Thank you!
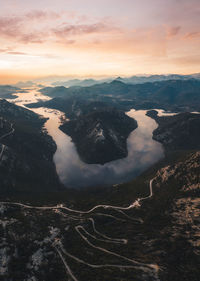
[29, 78, 200, 115]
[50, 73, 200, 88]
[13, 73, 200, 88]
[0, 85, 23, 99]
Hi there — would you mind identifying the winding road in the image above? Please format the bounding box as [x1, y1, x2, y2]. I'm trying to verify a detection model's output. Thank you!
[0, 178, 160, 281]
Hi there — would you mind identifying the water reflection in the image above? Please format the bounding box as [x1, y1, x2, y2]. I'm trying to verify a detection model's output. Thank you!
[11, 90, 165, 188]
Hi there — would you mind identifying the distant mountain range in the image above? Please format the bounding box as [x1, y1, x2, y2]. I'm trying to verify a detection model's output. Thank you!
[9, 73, 200, 89]
[0, 85, 23, 99]
[51, 73, 200, 87]
[116, 73, 200, 84]
[28, 78, 200, 114]
[52, 78, 111, 87]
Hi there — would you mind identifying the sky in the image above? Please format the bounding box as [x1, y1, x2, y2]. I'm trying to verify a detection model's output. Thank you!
[0, 0, 199, 83]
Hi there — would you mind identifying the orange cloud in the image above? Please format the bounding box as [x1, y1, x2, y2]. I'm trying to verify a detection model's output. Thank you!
[0, 10, 62, 43]
[0, 11, 118, 45]
[166, 26, 181, 38]
[184, 31, 200, 40]
[0, 16, 22, 37]
[53, 22, 113, 37]
[25, 10, 60, 20]
[0, 4, 199, 80]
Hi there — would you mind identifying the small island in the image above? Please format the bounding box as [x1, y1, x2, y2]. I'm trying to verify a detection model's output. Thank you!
[60, 108, 138, 164]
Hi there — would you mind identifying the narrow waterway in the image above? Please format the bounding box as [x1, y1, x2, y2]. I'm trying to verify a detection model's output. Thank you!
[11, 89, 165, 188]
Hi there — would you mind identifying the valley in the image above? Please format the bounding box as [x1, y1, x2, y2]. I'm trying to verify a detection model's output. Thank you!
[0, 77, 199, 281]
[0, 0, 199, 279]
[7, 88, 164, 188]
[1, 0, 200, 280]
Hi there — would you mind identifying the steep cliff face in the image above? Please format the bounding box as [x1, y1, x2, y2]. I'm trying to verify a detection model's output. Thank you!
[60, 108, 138, 164]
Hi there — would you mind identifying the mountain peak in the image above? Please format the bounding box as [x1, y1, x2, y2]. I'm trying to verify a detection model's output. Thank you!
[110, 79, 125, 85]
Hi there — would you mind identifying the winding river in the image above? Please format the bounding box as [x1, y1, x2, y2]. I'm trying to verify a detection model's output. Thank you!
[10, 89, 165, 188]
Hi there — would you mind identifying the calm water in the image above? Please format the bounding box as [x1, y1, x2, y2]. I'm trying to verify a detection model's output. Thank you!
[11, 89, 165, 188]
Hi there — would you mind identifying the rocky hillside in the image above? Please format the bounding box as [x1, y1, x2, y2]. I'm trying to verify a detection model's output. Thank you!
[147, 111, 200, 151]
[0, 99, 62, 192]
[154, 152, 200, 263]
[0, 151, 199, 281]
[60, 108, 137, 164]
[155, 151, 200, 192]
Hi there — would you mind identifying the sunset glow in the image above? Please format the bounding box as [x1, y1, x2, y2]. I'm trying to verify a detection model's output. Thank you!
[0, 0, 199, 83]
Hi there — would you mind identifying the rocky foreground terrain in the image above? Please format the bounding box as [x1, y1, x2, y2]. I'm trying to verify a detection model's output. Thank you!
[60, 108, 137, 164]
[0, 99, 62, 192]
[0, 151, 199, 281]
